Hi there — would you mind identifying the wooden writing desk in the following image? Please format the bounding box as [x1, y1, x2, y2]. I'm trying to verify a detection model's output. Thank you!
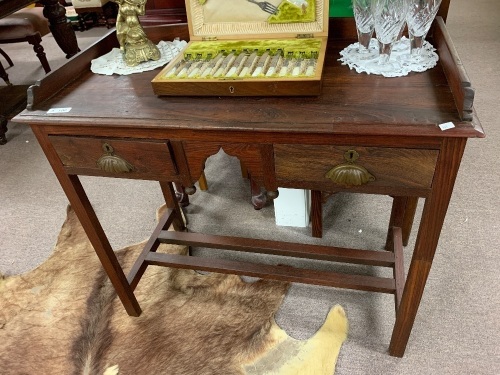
[14, 20, 484, 357]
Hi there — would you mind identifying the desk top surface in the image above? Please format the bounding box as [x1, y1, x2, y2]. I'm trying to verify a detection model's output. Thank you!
[15, 23, 484, 140]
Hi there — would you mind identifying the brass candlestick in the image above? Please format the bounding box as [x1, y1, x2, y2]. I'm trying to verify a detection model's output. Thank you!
[113, 0, 161, 67]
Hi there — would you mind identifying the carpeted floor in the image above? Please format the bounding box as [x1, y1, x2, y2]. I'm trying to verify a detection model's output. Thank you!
[1, 1, 499, 374]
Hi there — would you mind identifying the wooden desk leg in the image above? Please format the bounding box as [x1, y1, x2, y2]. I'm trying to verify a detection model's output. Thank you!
[160, 181, 186, 232]
[250, 177, 267, 210]
[402, 197, 419, 246]
[386, 196, 408, 250]
[311, 190, 323, 238]
[31, 126, 141, 316]
[389, 138, 466, 357]
[386, 196, 418, 248]
[0, 60, 11, 86]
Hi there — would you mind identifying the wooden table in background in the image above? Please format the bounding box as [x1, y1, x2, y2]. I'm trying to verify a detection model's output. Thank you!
[0, 0, 79, 58]
[14, 19, 484, 357]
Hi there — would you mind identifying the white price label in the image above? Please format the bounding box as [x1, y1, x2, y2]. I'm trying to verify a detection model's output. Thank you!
[47, 107, 72, 114]
[439, 122, 455, 131]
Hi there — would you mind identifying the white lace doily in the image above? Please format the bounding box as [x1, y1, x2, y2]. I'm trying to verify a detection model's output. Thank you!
[91, 39, 187, 76]
[339, 37, 439, 77]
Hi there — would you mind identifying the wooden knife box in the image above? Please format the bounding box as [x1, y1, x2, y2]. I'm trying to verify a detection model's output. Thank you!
[151, 0, 329, 96]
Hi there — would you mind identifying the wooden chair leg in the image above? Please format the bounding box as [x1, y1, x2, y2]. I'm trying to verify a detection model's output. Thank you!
[77, 14, 86, 31]
[0, 61, 11, 86]
[0, 116, 8, 145]
[0, 48, 13, 67]
[27, 34, 51, 73]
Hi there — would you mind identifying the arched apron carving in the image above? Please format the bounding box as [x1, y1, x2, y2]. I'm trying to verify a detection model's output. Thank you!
[183, 141, 265, 184]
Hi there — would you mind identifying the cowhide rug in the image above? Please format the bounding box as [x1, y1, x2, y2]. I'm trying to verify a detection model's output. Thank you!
[0, 206, 348, 374]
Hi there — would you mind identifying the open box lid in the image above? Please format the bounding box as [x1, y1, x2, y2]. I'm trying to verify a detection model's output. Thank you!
[185, 0, 329, 41]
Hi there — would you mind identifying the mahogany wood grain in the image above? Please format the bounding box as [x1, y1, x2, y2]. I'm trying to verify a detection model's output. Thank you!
[27, 29, 116, 109]
[26, 124, 450, 148]
[275, 145, 439, 190]
[182, 141, 266, 186]
[146, 252, 396, 294]
[49, 136, 179, 180]
[158, 231, 396, 267]
[22, 25, 483, 140]
[434, 17, 474, 121]
[389, 137, 467, 357]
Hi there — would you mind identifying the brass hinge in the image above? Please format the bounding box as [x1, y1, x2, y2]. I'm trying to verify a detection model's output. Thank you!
[297, 33, 314, 39]
[202, 36, 218, 41]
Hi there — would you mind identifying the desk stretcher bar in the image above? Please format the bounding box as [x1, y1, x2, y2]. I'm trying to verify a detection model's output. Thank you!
[127, 208, 405, 297]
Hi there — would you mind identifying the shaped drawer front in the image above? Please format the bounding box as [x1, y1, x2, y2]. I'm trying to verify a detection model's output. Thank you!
[274, 145, 438, 190]
[49, 136, 178, 180]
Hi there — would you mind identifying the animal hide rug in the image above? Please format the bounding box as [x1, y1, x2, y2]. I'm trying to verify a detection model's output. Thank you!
[0, 205, 348, 374]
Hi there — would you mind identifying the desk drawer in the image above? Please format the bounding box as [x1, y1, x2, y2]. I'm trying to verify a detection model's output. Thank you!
[274, 145, 438, 190]
[49, 136, 178, 180]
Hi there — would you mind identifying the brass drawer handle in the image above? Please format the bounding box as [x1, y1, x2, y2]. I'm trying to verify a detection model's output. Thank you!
[325, 150, 375, 186]
[96, 143, 134, 173]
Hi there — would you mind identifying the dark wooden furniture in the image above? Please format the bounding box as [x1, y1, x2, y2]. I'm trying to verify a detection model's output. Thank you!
[0, 85, 28, 144]
[72, 1, 118, 31]
[0, 49, 11, 84]
[141, 0, 187, 26]
[14, 18, 483, 357]
[0, 7, 52, 79]
[0, 0, 79, 58]
[0, 0, 78, 143]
